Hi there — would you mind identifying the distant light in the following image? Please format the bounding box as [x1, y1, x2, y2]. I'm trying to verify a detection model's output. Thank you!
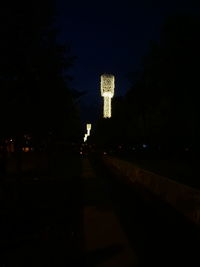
[142, 144, 147, 148]
[84, 134, 88, 142]
[22, 147, 30, 152]
[87, 124, 91, 131]
[86, 123, 92, 136]
[80, 151, 83, 155]
[101, 74, 115, 97]
[103, 152, 107, 155]
[100, 74, 115, 118]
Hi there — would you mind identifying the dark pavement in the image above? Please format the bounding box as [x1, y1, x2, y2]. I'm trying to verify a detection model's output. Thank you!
[0, 153, 199, 266]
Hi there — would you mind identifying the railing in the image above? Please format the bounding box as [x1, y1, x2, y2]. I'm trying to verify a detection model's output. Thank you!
[103, 156, 200, 226]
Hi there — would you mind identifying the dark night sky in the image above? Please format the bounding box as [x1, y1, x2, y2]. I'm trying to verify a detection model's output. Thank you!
[56, 0, 200, 123]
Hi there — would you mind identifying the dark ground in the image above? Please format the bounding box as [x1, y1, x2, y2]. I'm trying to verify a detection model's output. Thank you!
[0, 152, 199, 266]
[0, 152, 83, 267]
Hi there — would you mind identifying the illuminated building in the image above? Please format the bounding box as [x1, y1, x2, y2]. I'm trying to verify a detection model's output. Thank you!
[100, 74, 115, 118]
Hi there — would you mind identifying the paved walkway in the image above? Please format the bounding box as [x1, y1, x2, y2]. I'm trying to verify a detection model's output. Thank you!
[82, 158, 136, 266]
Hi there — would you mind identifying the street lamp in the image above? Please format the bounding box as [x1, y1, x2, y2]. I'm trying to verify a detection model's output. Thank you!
[84, 133, 88, 142]
[87, 123, 92, 136]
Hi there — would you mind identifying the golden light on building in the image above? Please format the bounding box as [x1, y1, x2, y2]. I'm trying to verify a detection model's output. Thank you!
[100, 74, 115, 118]
[86, 123, 92, 136]
[22, 147, 30, 152]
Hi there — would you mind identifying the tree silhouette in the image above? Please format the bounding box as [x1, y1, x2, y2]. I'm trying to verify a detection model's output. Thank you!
[93, 14, 200, 156]
[124, 14, 200, 151]
[0, 1, 81, 146]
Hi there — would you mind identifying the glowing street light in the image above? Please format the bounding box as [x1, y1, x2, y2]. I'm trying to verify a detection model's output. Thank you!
[84, 133, 88, 142]
[100, 74, 115, 118]
[87, 123, 92, 136]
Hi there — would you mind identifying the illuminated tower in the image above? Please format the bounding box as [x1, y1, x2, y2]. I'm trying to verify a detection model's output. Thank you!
[100, 74, 115, 118]
[87, 123, 92, 136]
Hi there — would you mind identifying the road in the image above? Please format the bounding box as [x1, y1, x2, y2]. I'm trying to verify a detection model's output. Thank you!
[0, 153, 199, 266]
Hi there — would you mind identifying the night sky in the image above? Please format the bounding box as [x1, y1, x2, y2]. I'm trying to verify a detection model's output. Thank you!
[56, 0, 200, 123]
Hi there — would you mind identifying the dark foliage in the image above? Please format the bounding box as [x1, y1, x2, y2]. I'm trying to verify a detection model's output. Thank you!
[0, 1, 81, 144]
[93, 14, 200, 155]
